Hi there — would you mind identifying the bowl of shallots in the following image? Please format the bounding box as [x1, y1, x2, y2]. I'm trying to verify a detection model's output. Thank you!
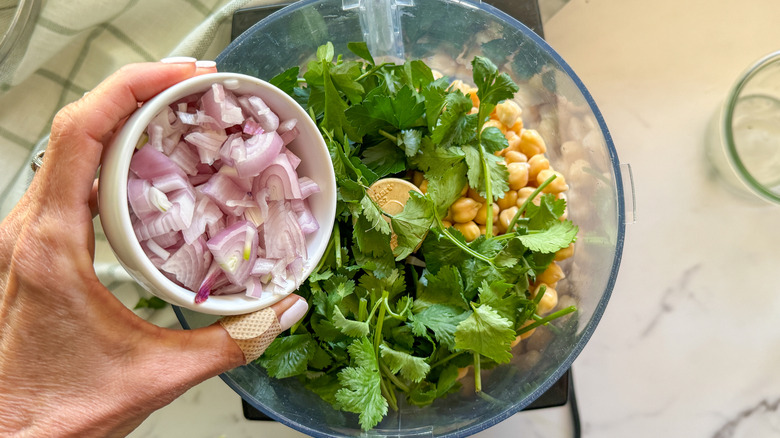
[98, 72, 337, 315]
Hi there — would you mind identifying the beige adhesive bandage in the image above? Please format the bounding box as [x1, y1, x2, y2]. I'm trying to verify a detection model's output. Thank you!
[219, 307, 282, 364]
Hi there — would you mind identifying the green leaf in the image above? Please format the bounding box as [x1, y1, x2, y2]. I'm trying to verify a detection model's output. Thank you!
[463, 147, 509, 201]
[353, 214, 393, 258]
[335, 338, 388, 431]
[257, 334, 317, 378]
[454, 304, 516, 364]
[379, 344, 431, 383]
[348, 41, 375, 64]
[391, 191, 434, 260]
[321, 68, 358, 141]
[525, 194, 567, 230]
[480, 126, 509, 154]
[420, 229, 469, 274]
[409, 138, 465, 175]
[331, 60, 365, 104]
[430, 91, 474, 148]
[417, 266, 468, 310]
[360, 194, 392, 235]
[134, 296, 167, 310]
[317, 42, 335, 63]
[305, 373, 342, 408]
[472, 56, 519, 108]
[362, 140, 407, 178]
[403, 59, 435, 91]
[421, 77, 450, 130]
[426, 163, 468, 217]
[358, 269, 406, 302]
[409, 304, 469, 350]
[518, 220, 579, 254]
[477, 280, 521, 325]
[269, 66, 300, 96]
[333, 306, 370, 337]
[398, 129, 422, 157]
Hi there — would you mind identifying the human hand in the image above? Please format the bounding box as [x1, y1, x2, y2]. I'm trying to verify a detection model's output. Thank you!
[0, 60, 308, 437]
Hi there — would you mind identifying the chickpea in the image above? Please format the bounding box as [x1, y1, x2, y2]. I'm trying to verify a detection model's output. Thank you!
[518, 129, 547, 156]
[505, 130, 522, 154]
[527, 154, 550, 182]
[412, 171, 425, 186]
[478, 224, 487, 235]
[457, 367, 470, 380]
[517, 320, 536, 340]
[537, 169, 569, 193]
[419, 179, 429, 194]
[460, 184, 469, 196]
[496, 190, 518, 210]
[555, 243, 575, 261]
[467, 187, 486, 203]
[498, 206, 518, 233]
[507, 162, 530, 190]
[495, 100, 522, 128]
[482, 118, 507, 134]
[466, 87, 480, 108]
[533, 284, 558, 315]
[450, 197, 481, 223]
[504, 150, 528, 164]
[475, 202, 499, 225]
[517, 186, 541, 207]
[537, 262, 565, 287]
[508, 118, 524, 135]
[448, 79, 470, 94]
[442, 219, 453, 228]
[454, 221, 480, 242]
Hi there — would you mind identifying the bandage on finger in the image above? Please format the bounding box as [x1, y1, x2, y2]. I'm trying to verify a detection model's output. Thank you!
[218, 307, 282, 364]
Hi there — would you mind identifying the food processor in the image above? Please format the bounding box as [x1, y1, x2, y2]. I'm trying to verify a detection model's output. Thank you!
[175, 0, 631, 436]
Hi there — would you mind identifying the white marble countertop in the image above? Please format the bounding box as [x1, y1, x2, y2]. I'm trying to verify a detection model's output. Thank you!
[130, 0, 780, 437]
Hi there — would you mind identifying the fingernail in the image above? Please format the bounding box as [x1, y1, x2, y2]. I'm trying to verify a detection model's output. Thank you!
[161, 56, 197, 64]
[279, 299, 308, 331]
[195, 60, 217, 69]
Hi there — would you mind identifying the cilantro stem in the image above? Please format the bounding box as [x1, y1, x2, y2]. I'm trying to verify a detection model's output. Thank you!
[314, 227, 336, 273]
[478, 144, 495, 238]
[379, 376, 398, 411]
[432, 206, 495, 267]
[380, 361, 410, 393]
[506, 174, 557, 232]
[356, 62, 395, 81]
[378, 129, 397, 143]
[382, 297, 411, 320]
[516, 306, 577, 336]
[333, 222, 342, 268]
[374, 292, 389, 359]
[473, 353, 482, 393]
[429, 351, 466, 369]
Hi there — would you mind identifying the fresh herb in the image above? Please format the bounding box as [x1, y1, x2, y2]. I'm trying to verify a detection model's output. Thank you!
[133, 295, 167, 310]
[258, 42, 579, 431]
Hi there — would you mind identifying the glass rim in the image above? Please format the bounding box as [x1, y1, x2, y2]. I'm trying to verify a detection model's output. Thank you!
[722, 50, 780, 204]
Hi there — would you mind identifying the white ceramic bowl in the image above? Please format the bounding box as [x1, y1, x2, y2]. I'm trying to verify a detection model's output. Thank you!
[98, 72, 337, 315]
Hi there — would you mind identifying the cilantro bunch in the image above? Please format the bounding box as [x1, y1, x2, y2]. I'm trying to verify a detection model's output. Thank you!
[261, 42, 578, 431]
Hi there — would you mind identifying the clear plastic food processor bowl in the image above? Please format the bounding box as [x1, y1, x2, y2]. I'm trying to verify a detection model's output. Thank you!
[175, 0, 634, 436]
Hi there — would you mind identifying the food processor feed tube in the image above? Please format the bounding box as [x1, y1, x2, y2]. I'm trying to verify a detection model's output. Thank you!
[342, 0, 413, 61]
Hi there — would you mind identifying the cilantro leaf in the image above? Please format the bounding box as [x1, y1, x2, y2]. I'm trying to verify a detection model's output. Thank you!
[472, 55, 519, 111]
[335, 338, 388, 431]
[353, 214, 393, 258]
[417, 266, 468, 310]
[430, 91, 475, 148]
[409, 138, 465, 175]
[269, 66, 300, 96]
[360, 194, 392, 235]
[518, 220, 579, 254]
[258, 334, 317, 378]
[426, 163, 468, 217]
[420, 228, 469, 274]
[397, 129, 422, 157]
[362, 140, 407, 178]
[463, 147, 509, 201]
[477, 280, 521, 325]
[379, 344, 431, 383]
[403, 60, 435, 91]
[480, 126, 509, 154]
[409, 304, 469, 350]
[333, 306, 370, 337]
[525, 193, 567, 230]
[390, 191, 434, 260]
[317, 42, 335, 63]
[454, 304, 516, 364]
[134, 296, 167, 310]
[348, 41, 375, 64]
[421, 77, 450, 130]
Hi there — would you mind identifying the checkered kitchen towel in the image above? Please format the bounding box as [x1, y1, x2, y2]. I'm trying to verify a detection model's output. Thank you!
[0, 0, 290, 216]
[0, 0, 282, 316]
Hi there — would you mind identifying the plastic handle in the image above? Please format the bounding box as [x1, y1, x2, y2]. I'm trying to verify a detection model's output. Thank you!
[342, 0, 413, 60]
[620, 162, 636, 224]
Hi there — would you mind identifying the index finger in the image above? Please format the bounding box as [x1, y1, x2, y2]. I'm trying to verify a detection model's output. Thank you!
[39, 62, 204, 212]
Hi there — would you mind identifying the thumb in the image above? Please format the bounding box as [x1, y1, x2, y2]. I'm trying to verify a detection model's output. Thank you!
[162, 294, 308, 386]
